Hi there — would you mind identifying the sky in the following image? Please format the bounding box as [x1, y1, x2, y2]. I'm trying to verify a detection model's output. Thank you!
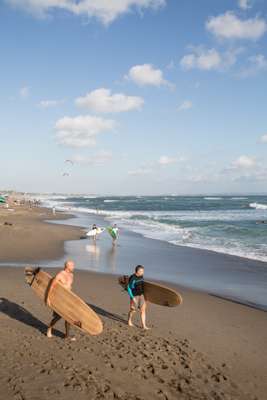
[0, 0, 267, 195]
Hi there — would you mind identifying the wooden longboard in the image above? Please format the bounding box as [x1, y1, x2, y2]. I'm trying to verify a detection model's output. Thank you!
[25, 267, 103, 335]
[118, 275, 183, 307]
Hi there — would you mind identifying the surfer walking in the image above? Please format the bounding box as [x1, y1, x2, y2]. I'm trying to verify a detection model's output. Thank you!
[127, 265, 149, 330]
[46, 260, 76, 341]
[112, 224, 119, 245]
[92, 223, 98, 241]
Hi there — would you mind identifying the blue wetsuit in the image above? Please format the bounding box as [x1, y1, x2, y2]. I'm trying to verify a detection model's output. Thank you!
[127, 274, 144, 300]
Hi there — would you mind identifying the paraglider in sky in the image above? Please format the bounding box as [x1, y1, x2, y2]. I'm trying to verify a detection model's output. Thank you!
[65, 159, 74, 165]
[62, 172, 70, 177]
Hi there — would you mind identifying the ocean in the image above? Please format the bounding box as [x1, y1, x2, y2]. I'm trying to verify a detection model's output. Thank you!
[41, 195, 267, 263]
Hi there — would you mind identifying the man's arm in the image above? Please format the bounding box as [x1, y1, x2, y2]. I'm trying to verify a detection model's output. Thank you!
[46, 274, 61, 306]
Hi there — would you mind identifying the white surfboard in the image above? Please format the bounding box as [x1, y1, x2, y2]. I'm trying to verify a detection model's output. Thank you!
[86, 227, 105, 237]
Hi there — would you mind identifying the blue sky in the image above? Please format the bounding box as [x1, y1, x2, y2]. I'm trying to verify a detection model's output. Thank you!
[1, 0, 267, 195]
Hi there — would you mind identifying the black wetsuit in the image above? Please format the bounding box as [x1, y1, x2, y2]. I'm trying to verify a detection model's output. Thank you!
[127, 274, 144, 299]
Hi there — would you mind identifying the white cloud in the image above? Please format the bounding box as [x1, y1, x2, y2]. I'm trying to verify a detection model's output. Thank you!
[178, 100, 192, 111]
[6, 0, 166, 24]
[158, 155, 178, 165]
[71, 150, 112, 166]
[75, 88, 144, 113]
[39, 99, 65, 108]
[181, 48, 221, 71]
[260, 134, 267, 143]
[129, 154, 186, 176]
[128, 168, 152, 176]
[55, 115, 116, 148]
[232, 155, 256, 169]
[233, 172, 267, 183]
[239, 54, 267, 77]
[126, 64, 171, 87]
[180, 47, 241, 71]
[19, 86, 30, 98]
[206, 12, 267, 40]
[238, 0, 252, 10]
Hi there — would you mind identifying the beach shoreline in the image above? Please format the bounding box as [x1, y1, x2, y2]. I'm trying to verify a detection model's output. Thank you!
[1, 204, 267, 311]
[40, 209, 267, 312]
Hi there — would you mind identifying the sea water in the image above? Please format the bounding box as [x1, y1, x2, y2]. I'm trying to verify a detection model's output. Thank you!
[41, 195, 267, 263]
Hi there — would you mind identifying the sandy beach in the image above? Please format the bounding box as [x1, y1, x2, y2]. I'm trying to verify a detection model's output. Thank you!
[0, 206, 83, 263]
[0, 207, 267, 400]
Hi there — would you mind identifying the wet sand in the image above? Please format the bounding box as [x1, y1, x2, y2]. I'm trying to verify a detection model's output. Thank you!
[0, 207, 266, 399]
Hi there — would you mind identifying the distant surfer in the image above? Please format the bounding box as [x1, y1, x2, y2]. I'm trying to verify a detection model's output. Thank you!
[46, 260, 76, 341]
[92, 223, 98, 241]
[112, 224, 119, 245]
[127, 265, 149, 330]
[256, 220, 266, 224]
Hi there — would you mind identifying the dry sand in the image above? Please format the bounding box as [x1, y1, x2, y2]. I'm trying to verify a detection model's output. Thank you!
[0, 207, 266, 400]
[0, 206, 82, 262]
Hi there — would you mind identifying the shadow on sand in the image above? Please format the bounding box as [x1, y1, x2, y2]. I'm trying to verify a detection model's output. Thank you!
[88, 303, 127, 324]
[0, 297, 64, 338]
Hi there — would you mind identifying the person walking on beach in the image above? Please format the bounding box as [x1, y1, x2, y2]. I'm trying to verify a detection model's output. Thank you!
[112, 224, 119, 245]
[127, 265, 149, 330]
[92, 223, 98, 241]
[46, 260, 76, 341]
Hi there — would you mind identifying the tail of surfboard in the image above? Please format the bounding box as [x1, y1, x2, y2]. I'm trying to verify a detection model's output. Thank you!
[25, 266, 40, 285]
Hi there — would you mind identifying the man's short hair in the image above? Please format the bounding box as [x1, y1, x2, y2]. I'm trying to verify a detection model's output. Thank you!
[64, 260, 74, 269]
[135, 265, 144, 273]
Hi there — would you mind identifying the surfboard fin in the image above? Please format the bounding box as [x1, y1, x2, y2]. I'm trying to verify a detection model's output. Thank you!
[73, 320, 82, 328]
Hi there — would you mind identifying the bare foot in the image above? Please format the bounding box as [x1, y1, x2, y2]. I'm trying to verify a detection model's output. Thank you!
[128, 321, 134, 327]
[65, 336, 76, 341]
[47, 328, 53, 338]
[143, 326, 150, 330]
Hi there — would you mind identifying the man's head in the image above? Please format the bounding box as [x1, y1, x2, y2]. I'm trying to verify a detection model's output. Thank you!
[135, 265, 144, 277]
[64, 260, 75, 273]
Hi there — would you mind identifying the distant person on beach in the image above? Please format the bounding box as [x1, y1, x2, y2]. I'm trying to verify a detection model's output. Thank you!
[46, 260, 76, 341]
[127, 265, 149, 330]
[52, 206, 56, 215]
[92, 223, 98, 241]
[112, 224, 119, 245]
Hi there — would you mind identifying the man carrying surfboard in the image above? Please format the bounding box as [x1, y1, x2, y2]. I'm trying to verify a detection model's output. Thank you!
[127, 265, 149, 330]
[46, 260, 76, 341]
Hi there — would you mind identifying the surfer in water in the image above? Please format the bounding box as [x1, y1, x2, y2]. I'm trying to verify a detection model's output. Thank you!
[46, 260, 76, 341]
[127, 265, 149, 330]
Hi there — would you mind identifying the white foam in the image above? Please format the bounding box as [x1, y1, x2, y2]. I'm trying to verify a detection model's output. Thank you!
[204, 197, 223, 200]
[249, 202, 267, 210]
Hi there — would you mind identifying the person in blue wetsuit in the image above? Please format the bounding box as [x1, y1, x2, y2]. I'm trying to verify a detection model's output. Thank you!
[127, 265, 149, 330]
